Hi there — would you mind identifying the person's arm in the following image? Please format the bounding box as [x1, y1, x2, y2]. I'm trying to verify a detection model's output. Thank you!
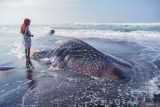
[26, 27, 34, 37]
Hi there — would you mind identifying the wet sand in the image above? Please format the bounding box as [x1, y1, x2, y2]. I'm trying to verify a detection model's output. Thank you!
[0, 68, 28, 107]
[0, 60, 44, 107]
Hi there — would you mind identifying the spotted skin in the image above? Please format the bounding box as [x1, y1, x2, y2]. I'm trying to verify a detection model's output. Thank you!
[33, 39, 130, 80]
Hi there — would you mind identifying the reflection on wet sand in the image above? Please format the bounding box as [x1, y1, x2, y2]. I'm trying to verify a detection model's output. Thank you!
[26, 69, 35, 90]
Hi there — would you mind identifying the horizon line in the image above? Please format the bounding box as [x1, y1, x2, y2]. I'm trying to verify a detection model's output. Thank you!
[1, 22, 160, 26]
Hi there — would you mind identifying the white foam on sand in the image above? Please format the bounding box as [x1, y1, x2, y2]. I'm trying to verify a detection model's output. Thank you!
[9, 41, 25, 59]
[148, 77, 160, 95]
[134, 77, 160, 99]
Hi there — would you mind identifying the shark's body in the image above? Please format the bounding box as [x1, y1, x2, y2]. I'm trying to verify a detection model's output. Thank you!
[33, 39, 131, 80]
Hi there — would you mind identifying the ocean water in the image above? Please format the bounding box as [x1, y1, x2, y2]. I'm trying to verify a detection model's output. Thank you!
[1, 23, 160, 106]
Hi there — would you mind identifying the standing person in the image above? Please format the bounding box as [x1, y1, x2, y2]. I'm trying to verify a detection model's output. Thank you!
[20, 18, 34, 68]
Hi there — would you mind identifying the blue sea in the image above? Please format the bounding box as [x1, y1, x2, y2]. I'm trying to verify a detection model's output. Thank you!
[1, 23, 160, 106]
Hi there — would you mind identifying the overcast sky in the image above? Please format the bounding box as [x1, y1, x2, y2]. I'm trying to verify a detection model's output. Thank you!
[0, 0, 159, 25]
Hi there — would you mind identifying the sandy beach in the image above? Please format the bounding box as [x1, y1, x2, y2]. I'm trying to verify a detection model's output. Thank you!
[1, 23, 160, 106]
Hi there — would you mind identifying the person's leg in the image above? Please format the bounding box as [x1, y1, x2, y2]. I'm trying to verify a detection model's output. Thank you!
[25, 48, 29, 68]
[28, 47, 34, 68]
[25, 48, 27, 60]
[28, 48, 31, 64]
[28, 48, 30, 59]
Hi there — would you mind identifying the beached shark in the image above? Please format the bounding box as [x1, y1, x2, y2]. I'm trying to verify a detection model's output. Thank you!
[32, 38, 132, 80]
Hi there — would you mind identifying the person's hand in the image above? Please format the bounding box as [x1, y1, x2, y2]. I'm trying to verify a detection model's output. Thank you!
[31, 35, 34, 37]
